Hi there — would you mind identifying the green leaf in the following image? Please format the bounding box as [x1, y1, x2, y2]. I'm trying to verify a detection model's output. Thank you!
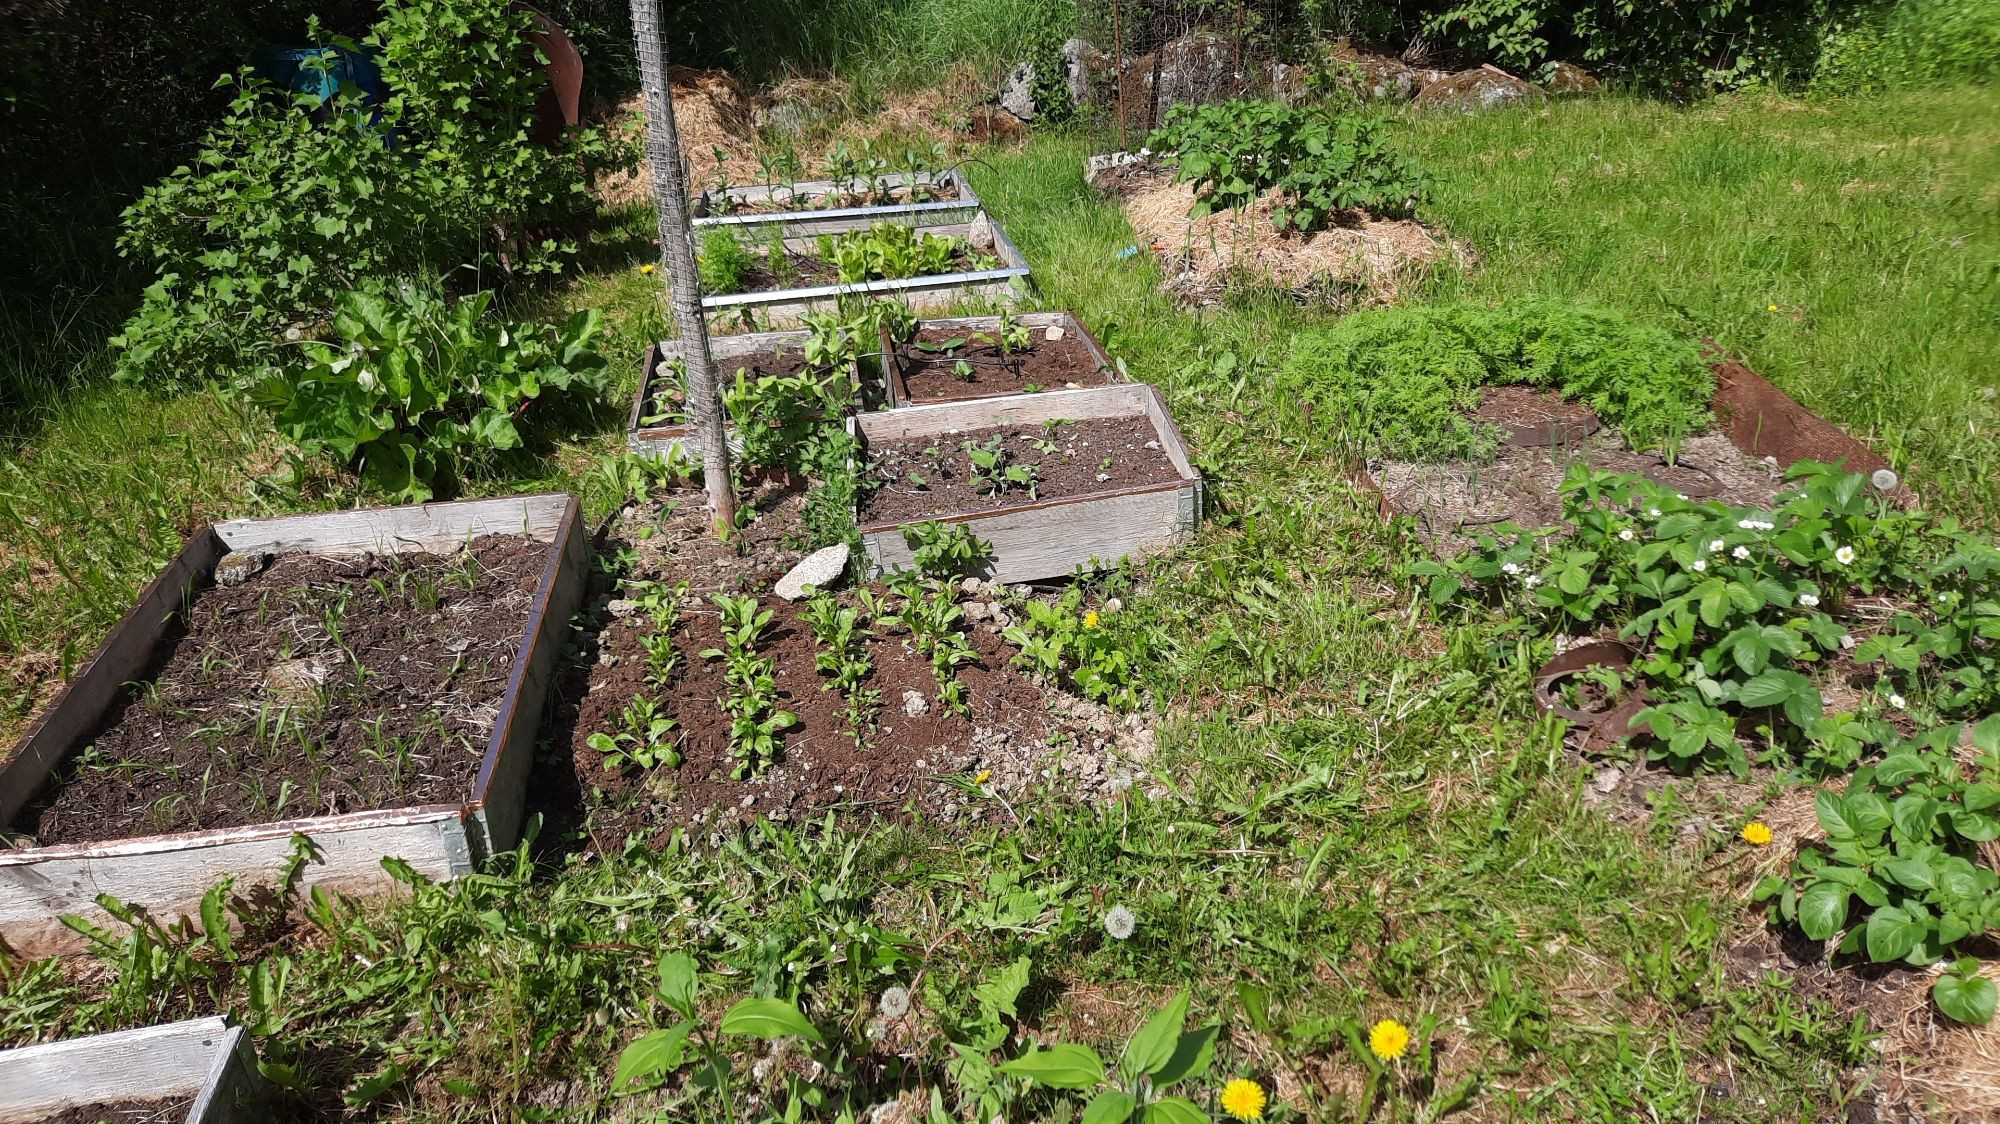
[199, 882, 235, 960]
[1151, 1024, 1219, 1086]
[613, 1024, 694, 1092]
[974, 955, 1031, 1019]
[1935, 972, 1998, 1025]
[657, 952, 697, 1016]
[1816, 791, 1860, 840]
[997, 1043, 1106, 1089]
[1875, 753, 1929, 786]
[719, 997, 822, 1043]
[1799, 881, 1850, 940]
[1143, 1096, 1211, 1124]
[1122, 992, 1189, 1079]
[1864, 905, 1926, 963]
[343, 1062, 409, 1107]
[1082, 1090, 1137, 1124]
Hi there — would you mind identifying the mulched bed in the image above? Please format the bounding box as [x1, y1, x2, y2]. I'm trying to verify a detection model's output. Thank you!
[29, 1099, 193, 1124]
[858, 416, 1182, 525]
[12, 536, 544, 847]
[1371, 388, 1789, 556]
[559, 485, 1148, 849]
[893, 326, 1115, 403]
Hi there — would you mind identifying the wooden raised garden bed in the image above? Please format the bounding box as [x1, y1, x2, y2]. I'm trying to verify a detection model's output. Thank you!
[850, 383, 1202, 583]
[0, 495, 586, 957]
[0, 1016, 262, 1122]
[628, 330, 868, 460]
[703, 212, 1030, 333]
[878, 311, 1123, 409]
[693, 168, 981, 240]
[1359, 357, 1908, 555]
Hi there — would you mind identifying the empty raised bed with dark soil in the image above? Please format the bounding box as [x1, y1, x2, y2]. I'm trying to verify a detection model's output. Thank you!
[0, 495, 585, 957]
[859, 416, 1182, 524]
[883, 312, 1120, 407]
[561, 486, 1145, 848]
[15, 536, 542, 846]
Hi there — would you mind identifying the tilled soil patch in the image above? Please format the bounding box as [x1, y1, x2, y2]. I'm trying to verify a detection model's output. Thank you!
[13, 536, 544, 846]
[562, 489, 1152, 849]
[1374, 432, 1788, 556]
[859, 416, 1181, 525]
[894, 326, 1113, 403]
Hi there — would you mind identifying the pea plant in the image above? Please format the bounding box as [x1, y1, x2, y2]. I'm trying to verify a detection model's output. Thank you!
[1146, 98, 1429, 230]
[803, 593, 879, 747]
[1755, 716, 2000, 1023]
[701, 594, 797, 778]
[1411, 462, 1993, 775]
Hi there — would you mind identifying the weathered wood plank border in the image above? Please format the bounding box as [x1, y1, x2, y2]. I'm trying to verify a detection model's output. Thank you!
[878, 311, 1120, 409]
[692, 168, 982, 240]
[850, 383, 1203, 584]
[0, 1016, 263, 1123]
[0, 494, 585, 957]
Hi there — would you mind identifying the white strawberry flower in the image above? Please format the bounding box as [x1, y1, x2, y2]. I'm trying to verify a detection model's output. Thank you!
[1732, 546, 1751, 560]
[1709, 539, 1726, 553]
[1692, 559, 1708, 572]
[1834, 545, 1856, 565]
[1800, 593, 1820, 608]
[1618, 528, 1635, 541]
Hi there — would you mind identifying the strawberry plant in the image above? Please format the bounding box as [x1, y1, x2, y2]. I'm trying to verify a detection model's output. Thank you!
[1147, 98, 1429, 230]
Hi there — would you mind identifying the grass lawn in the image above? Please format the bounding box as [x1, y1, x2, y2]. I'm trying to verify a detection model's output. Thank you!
[1, 85, 1996, 1120]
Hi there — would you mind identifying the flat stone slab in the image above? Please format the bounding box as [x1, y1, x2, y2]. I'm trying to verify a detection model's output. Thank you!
[774, 543, 849, 601]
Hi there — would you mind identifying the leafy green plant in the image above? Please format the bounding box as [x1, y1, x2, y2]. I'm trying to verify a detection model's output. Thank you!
[815, 223, 992, 283]
[885, 572, 978, 715]
[587, 695, 679, 771]
[1004, 587, 1141, 709]
[1279, 299, 1715, 460]
[965, 437, 1036, 498]
[1147, 99, 1428, 230]
[998, 991, 1220, 1123]
[701, 594, 796, 778]
[1755, 716, 2000, 1022]
[902, 521, 994, 582]
[251, 283, 610, 502]
[614, 951, 824, 1101]
[699, 227, 755, 295]
[803, 593, 878, 747]
[721, 363, 845, 478]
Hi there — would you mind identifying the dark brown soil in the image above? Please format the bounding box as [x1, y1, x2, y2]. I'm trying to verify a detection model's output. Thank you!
[1473, 386, 1600, 446]
[894, 325, 1115, 403]
[644, 346, 816, 428]
[1372, 432, 1790, 556]
[858, 416, 1182, 525]
[709, 181, 967, 216]
[560, 485, 1141, 849]
[14, 536, 545, 846]
[26, 1097, 193, 1123]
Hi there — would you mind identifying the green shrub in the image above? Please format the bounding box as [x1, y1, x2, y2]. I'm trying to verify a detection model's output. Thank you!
[1422, 0, 1826, 89]
[113, 0, 607, 388]
[1146, 99, 1427, 230]
[1278, 300, 1713, 460]
[698, 228, 755, 294]
[250, 282, 610, 501]
[1813, 0, 2000, 92]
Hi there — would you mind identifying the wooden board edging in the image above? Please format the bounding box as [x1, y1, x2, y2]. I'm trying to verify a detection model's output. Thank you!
[0, 1016, 264, 1123]
[878, 310, 1121, 410]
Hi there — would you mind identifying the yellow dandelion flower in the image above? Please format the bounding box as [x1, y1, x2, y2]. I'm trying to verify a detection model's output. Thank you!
[1741, 821, 1773, 846]
[1766, 304, 1777, 312]
[1083, 610, 1100, 629]
[1220, 1078, 1267, 1121]
[975, 769, 991, 784]
[1369, 1018, 1411, 1061]
[640, 263, 657, 275]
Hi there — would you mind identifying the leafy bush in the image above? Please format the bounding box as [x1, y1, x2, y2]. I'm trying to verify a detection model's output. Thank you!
[698, 228, 755, 295]
[1422, 0, 1827, 89]
[114, 0, 605, 387]
[1279, 300, 1713, 460]
[1146, 99, 1428, 230]
[1813, 0, 2000, 92]
[251, 283, 610, 501]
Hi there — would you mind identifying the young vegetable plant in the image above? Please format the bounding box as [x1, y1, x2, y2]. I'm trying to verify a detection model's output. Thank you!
[998, 991, 1220, 1123]
[803, 592, 879, 747]
[886, 572, 978, 715]
[701, 594, 797, 778]
[587, 695, 679, 771]
[902, 521, 994, 582]
[1004, 586, 1141, 709]
[697, 227, 755, 295]
[996, 308, 1033, 356]
[965, 437, 1036, 498]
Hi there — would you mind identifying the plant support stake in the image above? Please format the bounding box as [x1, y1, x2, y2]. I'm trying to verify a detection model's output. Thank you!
[631, 0, 736, 533]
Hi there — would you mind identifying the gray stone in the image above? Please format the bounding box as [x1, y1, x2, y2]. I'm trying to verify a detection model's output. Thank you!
[1542, 60, 1603, 95]
[1000, 61, 1036, 120]
[967, 212, 998, 253]
[1592, 766, 1623, 794]
[1063, 37, 1112, 107]
[1152, 31, 1237, 112]
[774, 544, 849, 601]
[902, 688, 931, 718]
[214, 551, 271, 588]
[1044, 324, 1065, 342]
[263, 659, 329, 705]
[606, 598, 641, 618]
